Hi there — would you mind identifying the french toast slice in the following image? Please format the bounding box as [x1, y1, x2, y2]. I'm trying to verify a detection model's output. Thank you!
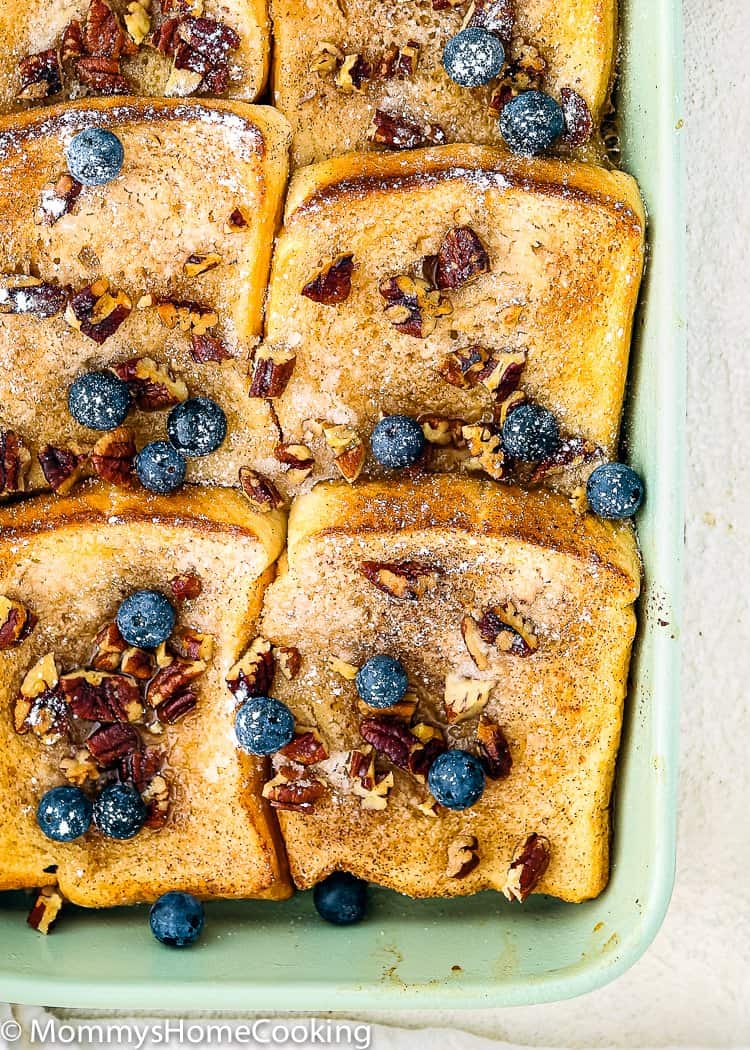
[0, 481, 291, 906]
[262, 145, 645, 495]
[259, 476, 640, 902]
[0, 0, 270, 113]
[272, 0, 616, 166]
[0, 98, 290, 496]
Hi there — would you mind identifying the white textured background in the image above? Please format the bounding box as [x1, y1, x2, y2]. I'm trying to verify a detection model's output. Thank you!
[4, 2, 748, 1047]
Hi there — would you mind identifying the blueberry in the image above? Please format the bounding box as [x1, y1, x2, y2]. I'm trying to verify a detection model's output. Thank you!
[502, 402, 560, 461]
[427, 749, 485, 810]
[135, 441, 187, 494]
[313, 872, 368, 926]
[68, 371, 131, 431]
[93, 782, 146, 840]
[167, 397, 227, 458]
[65, 128, 124, 186]
[36, 786, 92, 842]
[149, 891, 205, 948]
[371, 414, 425, 469]
[586, 462, 644, 519]
[234, 696, 295, 756]
[355, 654, 408, 709]
[116, 589, 176, 649]
[443, 27, 505, 88]
[499, 90, 565, 155]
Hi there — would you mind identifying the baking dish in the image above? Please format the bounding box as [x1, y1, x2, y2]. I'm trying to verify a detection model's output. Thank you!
[0, 0, 684, 1009]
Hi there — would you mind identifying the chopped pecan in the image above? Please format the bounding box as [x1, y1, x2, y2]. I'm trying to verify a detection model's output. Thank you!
[65, 280, 132, 344]
[177, 16, 239, 63]
[86, 722, 142, 766]
[119, 747, 164, 791]
[146, 659, 206, 708]
[91, 622, 127, 671]
[0, 430, 30, 496]
[477, 600, 538, 656]
[477, 716, 512, 779]
[248, 348, 296, 398]
[429, 227, 490, 291]
[0, 276, 68, 318]
[444, 673, 494, 723]
[38, 445, 86, 495]
[279, 728, 327, 766]
[263, 768, 326, 812]
[368, 110, 447, 150]
[17, 50, 63, 101]
[60, 748, 100, 786]
[446, 835, 480, 879]
[310, 40, 344, 75]
[61, 21, 85, 67]
[169, 572, 202, 601]
[323, 425, 367, 483]
[360, 560, 440, 601]
[503, 833, 551, 902]
[21, 653, 59, 699]
[184, 252, 222, 278]
[150, 297, 217, 335]
[274, 442, 315, 484]
[493, 387, 526, 427]
[460, 614, 490, 670]
[227, 638, 273, 699]
[394, 40, 420, 77]
[408, 723, 447, 779]
[91, 427, 136, 486]
[529, 435, 599, 484]
[112, 357, 188, 411]
[27, 886, 65, 935]
[301, 255, 354, 305]
[84, 0, 133, 60]
[169, 627, 213, 662]
[120, 646, 155, 680]
[335, 53, 371, 92]
[438, 345, 490, 389]
[419, 415, 466, 448]
[225, 207, 248, 232]
[360, 716, 415, 769]
[466, 0, 515, 43]
[239, 467, 285, 513]
[477, 348, 527, 400]
[0, 596, 36, 650]
[62, 670, 144, 723]
[124, 0, 152, 45]
[75, 56, 129, 94]
[380, 275, 452, 338]
[560, 87, 594, 147]
[156, 688, 198, 724]
[358, 691, 417, 722]
[142, 772, 171, 828]
[275, 646, 302, 680]
[432, 0, 465, 8]
[36, 174, 83, 226]
[164, 16, 239, 96]
[190, 333, 232, 362]
[348, 748, 395, 810]
[462, 423, 506, 479]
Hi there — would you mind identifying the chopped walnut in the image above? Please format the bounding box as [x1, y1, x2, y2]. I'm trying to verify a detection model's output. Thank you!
[112, 357, 188, 411]
[169, 627, 213, 662]
[350, 748, 395, 811]
[275, 646, 302, 680]
[477, 348, 527, 400]
[124, 0, 152, 45]
[91, 622, 127, 671]
[438, 345, 490, 389]
[419, 415, 466, 448]
[60, 748, 100, 786]
[380, 275, 452, 338]
[21, 653, 59, 699]
[169, 572, 202, 601]
[323, 424, 366, 483]
[142, 772, 171, 828]
[0, 430, 31, 497]
[148, 296, 218, 336]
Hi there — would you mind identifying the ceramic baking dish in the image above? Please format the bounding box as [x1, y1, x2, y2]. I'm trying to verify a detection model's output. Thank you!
[0, 0, 684, 1010]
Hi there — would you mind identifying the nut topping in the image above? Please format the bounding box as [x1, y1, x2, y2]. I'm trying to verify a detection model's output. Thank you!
[36, 174, 83, 226]
[528, 435, 599, 484]
[112, 357, 188, 411]
[61, 669, 143, 723]
[310, 40, 345, 75]
[120, 646, 155, 680]
[38, 445, 87, 495]
[169, 627, 213, 662]
[462, 423, 506, 480]
[0, 276, 68, 318]
[446, 835, 480, 879]
[330, 657, 359, 680]
[477, 348, 527, 400]
[248, 348, 296, 398]
[438, 345, 490, 389]
[169, 572, 202, 601]
[184, 252, 222, 278]
[323, 425, 367, 483]
[227, 638, 274, 699]
[86, 722, 141, 766]
[274, 443, 315, 484]
[380, 275, 452, 338]
[17, 50, 63, 101]
[91, 622, 127, 671]
[148, 297, 218, 336]
[118, 747, 164, 791]
[503, 833, 551, 902]
[275, 645, 302, 680]
[444, 673, 494, 723]
[146, 659, 206, 709]
[21, 654, 59, 699]
[476, 716, 512, 779]
[477, 600, 538, 656]
[301, 255, 355, 305]
[262, 767, 327, 812]
[61, 748, 100, 785]
[428, 226, 490, 291]
[560, 88, 594, 147]
[155, 689, 198, 724]
[278, 728, 327, 766]
[124, 0, 152, 45]
[27, 886, 64, 936]
[419, 415, 466, 448]
[334, 53, 371, 93]
[360, 716, 415, 769]
[0, 596, 36, 650]
[90, 427, 136, 486]
[408, 723, 447, 779]
[142, 772, 171, 828]
[460, 614, 491, 670]
[368, 110, 446, 151]
[0, 430, 30, 497]
[239, 467, 286, 512]
[65, 279, 132, 344]
[493, 388, 526, 427]
[466, 0, 514, 42]
[360, 560, 441, 600]
[190, 333, 232, 362]
[349, 748, 395, 810]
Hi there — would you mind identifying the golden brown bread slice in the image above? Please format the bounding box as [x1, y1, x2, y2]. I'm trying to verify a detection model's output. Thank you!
[0, 97, 290, 496]
[259, 475, 640, 902]
[261, 145, 645, 495]
[272, 0, 616, 166]
[0, 0, 270, 113]
[0, 481, 290, 906]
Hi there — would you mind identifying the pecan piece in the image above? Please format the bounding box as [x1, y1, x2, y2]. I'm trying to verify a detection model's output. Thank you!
[393, 40, 420, 78]
[360, 559, 440, 600]
[477, 600, 538, 656]
[227, 638, 273, 699]
[190, 333, 232, 362]
[38, 445, 87, 495]
[75, 56, 129, 94]
[408, 723, 447, 779]
[91, 427, 136, 486]
[248, 348, 296, 398]
[169, 627, 213, 662]
[120, 646, 154, 680]
[156, 688, 198, 724]
[493, 387, 526, 427]
[20, 653, 59, 699]
[274, 442, 315, 484]
[36, 174, 83, 226]
[335, 54, 371, 92]
[368, 110, 447, 150]
[61, 748, 101, 786]
[310, 40, 344, 75]
[324, 425, 367, 483]
[0, 430, 30, 497]
[112, 358, 188, 411]
[275, 646, 302, 680]
[348, 748, 395, 810]
[380, 275, 452, 338]
[149, 297, 218, 335]
[239, 467, 285, 513]
[477, 348, 527, 400]
[27, 886, 65, 935]
[14, 689, 68, 744]
[529, 435, 599, 484]
[560, 87, 594, 147]
[119, 747, 164, 791]
[62, 670, 144, 723]
[184, 252, 222, 278]
[460, 614, 491, 670]
[65, 279, 132, 344]
[503, 833, 551, 902]
[86, 722, 141, 766]
[444, 673, 494, 723]
[477, 716, 512, 779]
[61, 21, 85, 66]
[17, 50, 63, 101]
[279, 729, 327, 766]
[360, 716, 415, 769]
[466, 0, 515, 43]
[0, 596, 36, 649]
[169, 572, 202, 601]
[0, 276, 68, 318]
[301, 254, 354, 305]
[419, 415, 466, 448]
[462, 423, 506, 480]
[437, 345, 490, 389]
[91, 622, 127, 671]
[446, 835, 480, 879]
[84, 0, 133, 60]
[225, 207, 248, 232]
[146, 659, 206, 708]
[142, 772, 171, 828]
[430, 226, 490, 291]
[263, 768, 327, 812]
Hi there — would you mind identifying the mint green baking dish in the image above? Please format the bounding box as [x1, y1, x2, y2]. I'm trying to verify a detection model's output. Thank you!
[0, 0, 683, 1010]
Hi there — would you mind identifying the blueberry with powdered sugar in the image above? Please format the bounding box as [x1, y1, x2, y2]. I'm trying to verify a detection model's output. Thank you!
[65, 128, 124, 186]
[586, 462, 644, 519]
[371, 414, 425, 469]
[499, 90, 565, 155]
[167, 397, 227, 458]
[68, 370, 132, 431]
[356, 655, 409, 709]
[36, 786, 92, 842]
[443, 27, 505, 88]
[93, 782, 147, 840]
[136, 441, 187, 494]
[117, 589, 176, 649]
